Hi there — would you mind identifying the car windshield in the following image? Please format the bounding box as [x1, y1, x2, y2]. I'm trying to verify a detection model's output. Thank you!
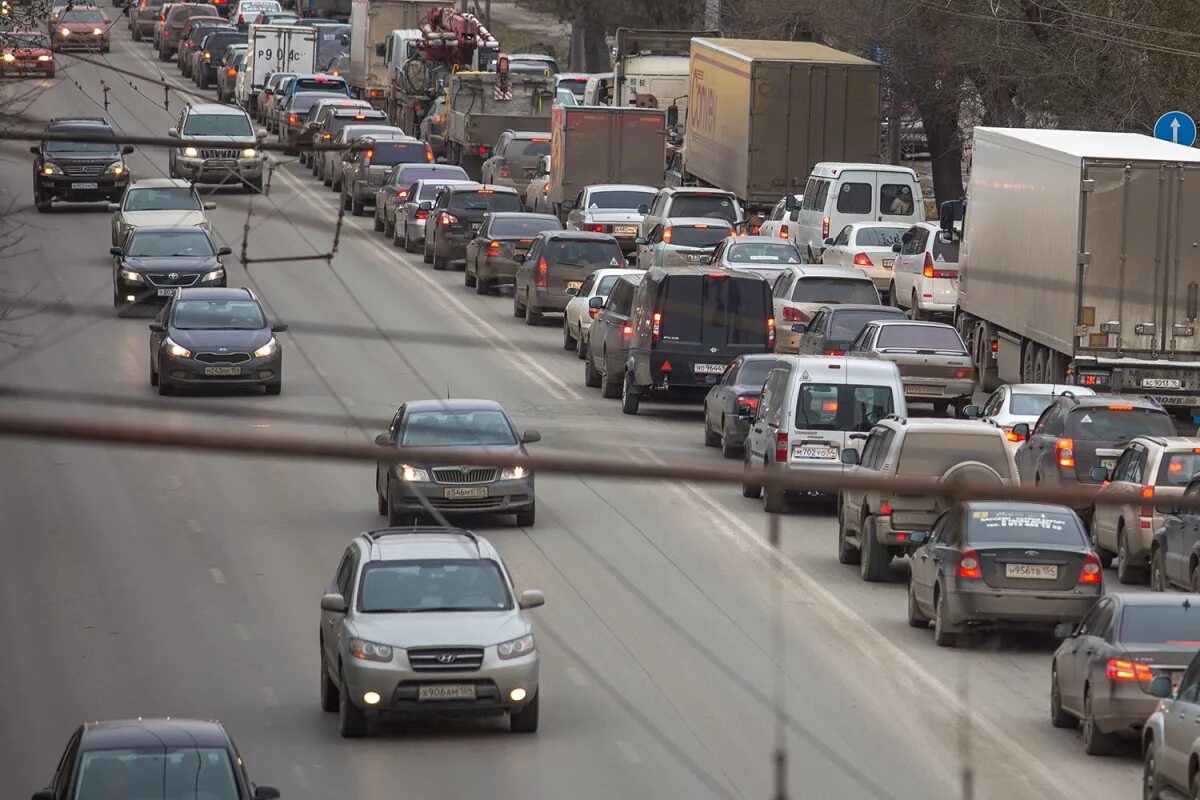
[965, 509, 1085, 546]
[358, 559, 512, 613]
[314, 26, 349, 68]
[829, 309, 905, 341]
[173, 299, 265, 330]
[60, 8, 105, 21]
[1156, 453, 1200, 487]
[509, 139, 551, 158]
[854, 225, 908, 247]
[127, 230, 214, 257]
[6, 33, 51, 46]
[795, 384, 895, 432]
[367, 141, 428, 166]
[449, 191, 522, 213]
[400, 410, 517, 446]
[726, 242, 802, 264]
[44, 133, 119, 156]
[587, 190, 654, 210]
[546, 238, 621, 265]
[875, 324, 965, 352]
[1010, 393, 1061, 416]
[736, 359, 777, 388]
[73, 747, 238, 800]
[125, 187, 200, 211]
[666, 225, 729, 248]
[490, 216, 559, 236]
[1065, 407, 1175, 440]
[1120, 604, 1200, 644]
[896, 432, 1012, 477]
[670, 195, 737, 223]
[791, 277, 878, 305]
[183, 114, 252, 137]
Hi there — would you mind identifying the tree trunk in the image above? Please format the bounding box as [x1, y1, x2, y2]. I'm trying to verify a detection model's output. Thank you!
[918, 98, 964, 207]
[569, 4, 609, 72]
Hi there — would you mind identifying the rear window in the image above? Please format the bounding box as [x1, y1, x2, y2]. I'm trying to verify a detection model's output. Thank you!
[508, 139, 551, 158]
[657, 274, 770, 346]
[791, 277, 878, 305]
[836, 182, 872, 214]
[795, 384, 895, 433]
[874, 324, 965, 352]
[596, 273, 642, 295]
[1120, 604, 1200, 645]
[294, 77, 347, 94]
[1156, 452, 1200, 487]
[1010, 393, 1060, 416]
[725, 242, 802, 264]
[449, 190, 522, 213]
[367, 141, 428, 167]
[392, 167, 467, 185]
[896, 432, 1011, 477]
[880, 184, 915, 216]
[588, 190, 654, 210]
[931, 236, 960, 263]
[417, 181, 458, 201]
[545, 238, 622, 266]
[737, 359, 777, 388]
[490, 216, 560, 237]
[666, 225, 729, 249]
[669, 195, 737, 223]
[965, 509, 1085, 546]
[1065, 407, 1175, 440]
[326, 115, 377, 136]
[855, 226, 908, 247]
[828, 309, 905, 340]
[204, 32, 243, 50]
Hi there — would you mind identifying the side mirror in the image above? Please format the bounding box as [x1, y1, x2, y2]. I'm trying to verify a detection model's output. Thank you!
[217, 246, 232, 256]
[1149, 675, 1173, 698]
[840, 448, 860, 465]
[565, 285, 578, 295]
[823, 237, 834, 246]
[374, 41, 385, 57]
[962, 404, 981, 418]
[418, 201, 432, 210]
[634, 236, 647, 246]
[373, 433, 390, 446]
[148, 322, 165, 332]
[122, 145, 135, 155]
[107, 202, 120, 211]
[252, 787, 281, 800]
[1090, 466, 1110, 482]
[784, 194, 801, 211]
[1053, 622, 1077, 640]
[699, 255, 711, 265]
[636, 204, 649, 214]
[109, 246, 123, 256]
[891, 243, 902, 253]
[587, 295, 605, 309]
[518, 589, 546, 609]
[521, 429, 541, 444]
[271, 322, 289, 333]
[908, 530, 927, 545]
[1012, 422, 1030, 438]
[204, 201, 217, 210]
[514, 253, 525, 264]
[29, 145, 39, 155]
[320, 592, 347, 612]
[791, 323, 807, 334]
[167, 127, 179, 137]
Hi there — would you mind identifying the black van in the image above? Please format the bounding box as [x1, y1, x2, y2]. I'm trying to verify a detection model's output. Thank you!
[620, 265, 774, 414]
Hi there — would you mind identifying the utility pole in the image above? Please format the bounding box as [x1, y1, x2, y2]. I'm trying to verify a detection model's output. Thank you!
[704, 0, 720, 30]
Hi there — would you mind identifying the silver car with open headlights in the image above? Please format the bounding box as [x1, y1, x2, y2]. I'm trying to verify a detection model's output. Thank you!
[374, 399, 539, 527]
[168, 103, 266, 192]
[319, 527, 545, 737]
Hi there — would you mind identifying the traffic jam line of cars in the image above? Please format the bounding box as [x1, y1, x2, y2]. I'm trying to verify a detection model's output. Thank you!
[16, 11, 1200, 798]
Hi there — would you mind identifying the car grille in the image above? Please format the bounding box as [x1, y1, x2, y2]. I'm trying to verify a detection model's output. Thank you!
[145, 273, 199, 287]
[200, 148, 238, 159]
[61, 163, 107, 177]
[432, 467, 499, 484]
[407, 646, 484, 672]
[195, 352, 251, 364]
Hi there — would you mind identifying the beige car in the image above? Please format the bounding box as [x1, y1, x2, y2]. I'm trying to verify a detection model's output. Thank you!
[1090, 436, 1200, 586]
[480, 130, 552, 195]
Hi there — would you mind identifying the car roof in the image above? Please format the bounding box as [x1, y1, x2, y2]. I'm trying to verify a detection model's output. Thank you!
[960, 501, 1077, 516]
[789, 264, 872, 279]
[504, 130, 551, 139]
[647, 264, 768, 280]
[849, 221, 910, 229]
[449, 184, 519, 195]
[187, 103, 249, 116]
[359, 527, 501, 562]
[1005, 383, 1095, 395]
[176, 287, 255, 301]
[811, 162, 918, 178]
[129, 225, 213, 235]
[1129, 436, 1200, 449]
[414, 178, 476, 188]
[825, 304, 905, 314]
[508, 52, 555, 60]
[663, 217, 733, 228]
[81, 719, 231, 750]
[1058, 392, 1163, 410]
[773, 354, 901, 381]
[872, 319, 955, 330]
[662, 186, 735, 197]
[1109, 592, 1200, 608]
[404, 398, 506, 413]
[887, 418, 1005, 434]
[589, 267, 645, 279]
[487, 211, 557, 219]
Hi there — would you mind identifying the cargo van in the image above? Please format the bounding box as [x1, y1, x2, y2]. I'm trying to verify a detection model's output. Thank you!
[792, 163, 924, 261]
[741, 356, 907, 511]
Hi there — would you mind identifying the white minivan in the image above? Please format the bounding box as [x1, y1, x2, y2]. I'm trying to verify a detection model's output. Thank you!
[792, 163, 924, 261]
[741, 356, 907, 512]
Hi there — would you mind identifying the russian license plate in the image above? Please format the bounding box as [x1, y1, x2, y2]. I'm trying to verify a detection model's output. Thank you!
[566, 280, 582, 291]
[693, 363, 726, 375]
[615, 225, 638, 236]
[71, 182, 98, 189]
[417, 684, 477, 701]
[444, 486, 487, 499]
[907, 385, 943, 395]
[685, 253, 703, 262]
[1005, 563, 1057, 580]
[203, 366, 241, 376]
[156, 288, 177, 297]
[794, 445, 837, 460]
[882, 259, 895, 268]
[1143, 378, 1182, 389]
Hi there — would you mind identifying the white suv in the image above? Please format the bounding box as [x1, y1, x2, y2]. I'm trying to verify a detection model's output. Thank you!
[319, 527, 545, 737]
[889, 221, 960, 319]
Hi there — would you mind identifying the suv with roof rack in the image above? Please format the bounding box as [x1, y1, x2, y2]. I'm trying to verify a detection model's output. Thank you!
[31, 116, 133, 211]
[318, 527, 545, 737]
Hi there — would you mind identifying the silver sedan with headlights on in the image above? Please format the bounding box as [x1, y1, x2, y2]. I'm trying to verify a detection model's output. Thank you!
[319, 527, 545, 737]
[374, 399, 540, 527]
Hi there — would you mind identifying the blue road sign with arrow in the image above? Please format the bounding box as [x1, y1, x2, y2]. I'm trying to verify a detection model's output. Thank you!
[1154, 111, 1197, 147]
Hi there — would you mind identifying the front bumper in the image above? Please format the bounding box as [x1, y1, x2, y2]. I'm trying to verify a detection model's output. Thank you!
[391, 477, 534, 517]
[900, 377, 974, 402]
[160, 350, 281, 386]
[874, 512, 934, 545]
[53, 35, 109, 51]
[117, 271, 225, 304]
[175, 156, 263, 184]
[944, 584, 1100, 627]
[0, 58, 55, 74]
[39, 173, 128, 201]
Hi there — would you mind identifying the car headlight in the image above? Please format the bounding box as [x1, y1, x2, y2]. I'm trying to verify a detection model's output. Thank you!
[37, 54, 52, 61]
[349, 637, 393, 662]
[42, 163, 62, 175]
[1, 52, 14, 62]
[183, 146, 199, 158]
[164, 337, 191, 358]
[119, 269, 143, 283]
[399, 464, 429, 482]
[92, 27, 102, 35]
[201, 268, 225, 283]
[59, 27, 70, 36]
[497, 634, 535, 660]
[500, 466, 527, 480]
[252, 336, 276, 358]
[105, 162, 124, 175]
[241, 147, 256, 158]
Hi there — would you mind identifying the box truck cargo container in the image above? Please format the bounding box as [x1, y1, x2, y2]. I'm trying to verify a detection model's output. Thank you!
[240, 24, 316, 113]
[349, 0, 441, 106]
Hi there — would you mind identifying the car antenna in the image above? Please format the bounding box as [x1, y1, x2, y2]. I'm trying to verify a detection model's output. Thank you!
[1185, 598, 1192, 611]
[446, 383, 450, 400]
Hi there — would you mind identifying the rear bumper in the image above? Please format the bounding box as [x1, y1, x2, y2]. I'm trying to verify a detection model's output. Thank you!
[900, 378, 974, 402]
[874, 513, 934, 545]
[1090, 685, 1160, 736]
[476, 256, 520, 283]
[527, 288, 570, 313]
[944, 586, 1099, 627]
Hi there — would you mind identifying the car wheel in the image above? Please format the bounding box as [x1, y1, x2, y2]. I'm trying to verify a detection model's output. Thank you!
[910, 290, 924, 320]
[1150, 547, 1168, 592]
[762, 473, 785, 513]
[563, 322, 576, 351]
[132, 25, 141, 40]
[338, 672, 368, 738]
[319, 651, 340, 712]
[1050, 667, 1076, 728]
[373, 210, 384, 232]
[245, 175, 263, 194]
[721, 428, 740, 460]
[433, 252, 448, 270]
[599, 364, 620, 398]
[1144, 740, 1163, 800]
[34, 186, 50, 213]
[836, 502, 860, 563]
[376, 477, 387, 516]
[1081, 689, 1116, 755]
[524, 298, 542, 326]
[515, 504, 535, 527]
[157, 377, 174, 396]
[423, 235, 433, 264]
[404, 231, 418, 254]
[513, 291, 525, 317]
[197, 71, 207, 89]
[310, 158, 319, 176]
[704, 419, 720, 447]
[1117, 528, 1145, 585]
[509, 690, 538, 733]
[620, 372, 640, 415]
[932, 400, 949, 417]
[906, 577, 929, 628]
[333, 178, 342, 193]
[464, 268, 476, 288]
[351, 197, 365, 216]
[265, 382, 281, 396]
[475, 275, 489, 295]
[583, 346, 602, 389]
[1190, 562, 1200, 593]
[1192, 772, 1200, 800]
[383, 217, 394, 238]
[933, 587, 958, 647]
[149, 367, 159, 386]
[859, 515, 889, 582]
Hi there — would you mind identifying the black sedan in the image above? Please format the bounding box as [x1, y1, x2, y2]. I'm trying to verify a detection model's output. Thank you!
[149, 287, 286, 396]
[33, 718, 279, 800]
[702, 354, 779, 458]
[112, 226, 230, 313]
[907, 502, 1102, 647]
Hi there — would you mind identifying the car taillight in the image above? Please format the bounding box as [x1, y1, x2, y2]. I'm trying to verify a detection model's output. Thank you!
[824, 350, 845, 356]
[237, 13, 243, 22]
[880, 501, 892, 515]
[662, 227, 673, 244]
[487, 240, 502, 256]
[1055, 437, 1075, 468]
[621, 324, 632, 342]
[954, 367, 974, 379]
[477, 145, 489, 156]
[767, 316, 776, 349]
[414, 209, 429, 221]
[498, 167, 510, 178]
[585, 223, 606, 233]
[781, 306, 807, 323]
[1002, 425, 1026, 443]
[227, 68, 236, 76]
[957, 548, 982, 579]
[821, 216, 829, 240]
[1105, 658, 1152, 683]
[394, 189, 408, 199]
[775, 431, 788, 462]
[651, 311, 661, 344]
[778, 228, 788, 239]
[433, 114, 443, 123]
[439, 211, 458, 226]
[542, 183, 549, 196]
[288, 114, 297, 125]
[852, 252, 873, 267]
[1140, 486, 1155, 527]
[922, 252, 958, 279]
[322, 133, 331, 140]
[1078, 551, 1103, 584]
[425, 145, 434, 163]
[737, 395, 759, 414]
[535, 258, 547, 287]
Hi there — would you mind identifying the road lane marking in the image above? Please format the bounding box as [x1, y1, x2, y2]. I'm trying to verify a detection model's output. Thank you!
[209, 567, 226, 584]
[186, 518, 203, 533]
[615, 740, 643, 764]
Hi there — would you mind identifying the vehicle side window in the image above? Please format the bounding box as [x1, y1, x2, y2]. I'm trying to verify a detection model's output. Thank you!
[816, 180, 831, 210]
[1032, 405, 1057, 436]
[928, 512, 950, 544]
[849, 324, 872, 352]
[52, 728, 82, 798]
[334, 549, 355, 597]
[476, 216, 491, 238]
[834, 226, 851, 246]
[525, 237, 542, 265]
[868, 429, 897, 469]
[900, 228, 920, 255]
[836, 181, 872, 214]
[773, 273, 793, 298]
[810, 311, 828, 335]
[1111, 448, 1137, 482]
[647, 224, 662, 244]
[720, 360, 740, 385]
[981, 390, 1003, 417]
[577, 274, 595, 296]
[761, 369, 788, 422]
[574, 190, 585, 209]
[914, 227, 930, 253]
[433, 190, 449, 210]
[1177, 653, 1200, 702]
[858, 428, 885, 466]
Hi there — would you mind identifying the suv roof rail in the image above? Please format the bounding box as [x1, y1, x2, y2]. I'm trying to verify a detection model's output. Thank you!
[361, 526, 482, 554]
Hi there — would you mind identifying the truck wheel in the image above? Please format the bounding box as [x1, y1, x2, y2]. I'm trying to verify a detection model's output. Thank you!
[1151, 547, 1168, 592]
[837, 504, 860, 564]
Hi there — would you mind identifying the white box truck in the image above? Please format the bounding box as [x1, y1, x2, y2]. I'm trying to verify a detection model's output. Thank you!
[949, 127, 1200, 414]
[240, 25, 317, 113]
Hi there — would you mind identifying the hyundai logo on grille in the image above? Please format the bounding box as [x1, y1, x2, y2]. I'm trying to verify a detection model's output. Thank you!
[437, 653, 456, 664]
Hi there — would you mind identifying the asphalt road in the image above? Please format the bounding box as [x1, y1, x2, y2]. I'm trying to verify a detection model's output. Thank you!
[0, 24, 1143, 800]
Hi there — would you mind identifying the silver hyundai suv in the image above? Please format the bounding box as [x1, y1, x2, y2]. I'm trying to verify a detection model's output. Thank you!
[318, 527, 545, 737]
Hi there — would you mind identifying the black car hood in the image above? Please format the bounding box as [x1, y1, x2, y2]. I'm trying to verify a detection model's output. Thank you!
[122, 256, 220, 273]
[168, 328, 271, 350]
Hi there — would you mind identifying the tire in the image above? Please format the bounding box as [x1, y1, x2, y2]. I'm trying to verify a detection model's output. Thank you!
[333, 178, 342, 193]
[933, 588, 959, 647]
[762, 476, 785, 513]
[515, 504, 535, 527]
[932, 400, 949, 417]
[149, 368, 159, 386]
[513, 293, 525, 317]
[583, 348, 602, 389]
[464, 268, 476, 288]
[423, 237, 433, 263]
[475, 275, 489, 295]
[600, 367, 620, 399]
[1144, 741, 1163, 800]
[245, 175, 263, 194]
[265, 382, 281, 395]
[1117, 528, 1146, 585]
[1050, 667, 1077, 729]
[887, 281, 898, 307]
[132, 25, 141, 41]
[383, 218, 394, 238]
[341, 193, 351, 212]
[404, 232, 418, 254]
[910, 291, 924, 320]
[351, 197, 365, 217]
[1190, 563, 1200, 594]
[198, 71, 207, 90]
[338, 674, 368, 738]
[906, 578, 929, 628]
[704, 422, 721, 447]
[376, 480, 387, 516]
[319, 652, 340, 712]
[433, 252, 447, 270]
[576, 330, 587, 360]
[1081, 689, 1116, 755]
[1191, 772, 1200, 800]
[157, 377, 174, 396]
[859, 516, 889, 582]
[563, 322, 576, 351]
[1150, 547, 1168, 592]
[373, 211, 384, 232]
[509, 691, 538, 733]
[524, 297, 542, 326]
[837, 504, 860, 564]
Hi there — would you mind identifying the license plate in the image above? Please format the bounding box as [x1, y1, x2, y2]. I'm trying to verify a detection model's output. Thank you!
[417, 684, 477, 701]
[523, 168, 536, 178]
[444, 486, 487, 499]
[685, 254, 703, 262]
[794, 445, 837, 460]
[907, 385, 943, 395]
[156, 288, 177, 297]
[71, 182, 98, 189]
[1005, 563, 1057, 580]
[566, 281, 582, 291]
[615, 225, 638, 236]
[1143, 378, 1182, 389]
[882, 259, 895, 268]
[693, 363, 726, 375]
[1101, 458, 1117, 471]
[203, 366, 241, 376]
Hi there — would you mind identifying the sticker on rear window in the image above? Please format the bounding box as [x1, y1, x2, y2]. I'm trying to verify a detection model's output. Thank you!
[1080, 414, 1092, 423]
[972, 511, 988, 519]
[979, 515, 1067, 531]
[610, 258, 619, 265]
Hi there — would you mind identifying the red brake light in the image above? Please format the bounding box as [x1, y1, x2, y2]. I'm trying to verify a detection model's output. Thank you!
[369, 89, 378, 97]
[1002, 425, 1026, 443]
[499, 168, 510, 178]
[477, 189, 494, 194]
[922, 252, 958, 279]
[957, 548, 982, 580]
[824, 350, 845, 356]
[662, 228, 673, 244]
[1105, 658, 1152, 683]
[775, 431, 788, 463]
[487, 240, 502, 255]
[879, 502, 892, 515]
[693, 223, 709, 229]
[425, 145, 434, 163]
[535, 259, 548, 287]
[852, 252, 873, 267]
[414, 209, 429, 220]
[477, 146, 489, 156]
[439, 211, 458, 226]
[433, 115, 443, 123]
[821, 216, 829, 239]
[227, 68, 237, 76]
[621, 324, 633, 342]
[237, 14, 243, 22]
[1056, 437, 1075, 468]
[767, 316, 776, 349]
[1079, 552, 1103, 584]
[955, 368, 974, 379]
[781, 306, 808, 323]
[737, 395, 759, 412]
[651, 311, 662, 344]
[585, 224, 605, 233]
[1108, 404, 1133, 411]
[288, 114, 298, 125]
